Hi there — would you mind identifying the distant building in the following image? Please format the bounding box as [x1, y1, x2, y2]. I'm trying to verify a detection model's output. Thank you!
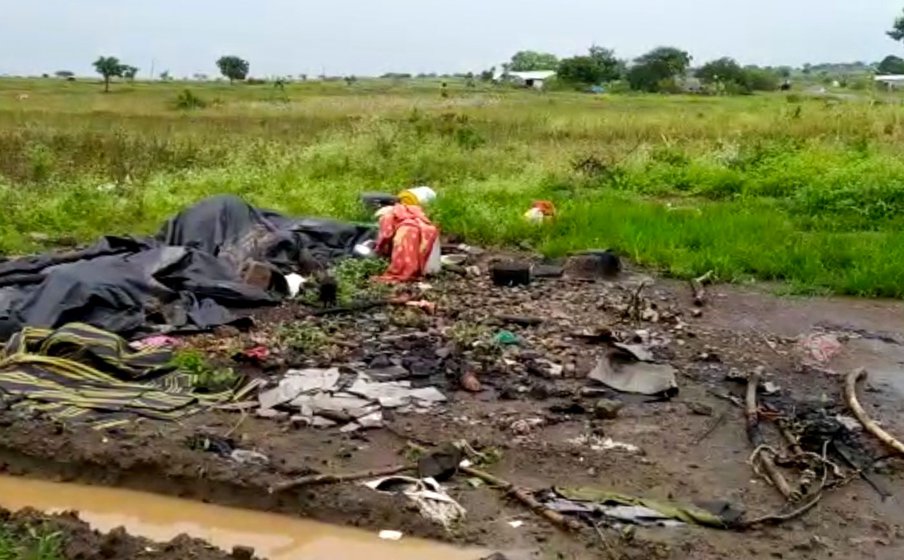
[875, 74, 904, 90]
[680, 77, 704, 93]
[496, 70, 556, 89]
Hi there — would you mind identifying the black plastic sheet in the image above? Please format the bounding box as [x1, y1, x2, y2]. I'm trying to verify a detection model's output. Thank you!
[0, 195, 374, 339]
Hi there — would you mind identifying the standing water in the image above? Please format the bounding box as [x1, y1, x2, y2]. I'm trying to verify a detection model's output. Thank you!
[0, 475, 480, 560]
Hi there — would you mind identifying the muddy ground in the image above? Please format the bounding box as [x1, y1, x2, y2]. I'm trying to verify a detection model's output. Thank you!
[0, 256, 902, 559]
[0, 506, 251, 560]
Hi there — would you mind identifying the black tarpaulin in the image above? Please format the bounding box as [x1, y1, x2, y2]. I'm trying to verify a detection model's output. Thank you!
[0, 195, 374, 339]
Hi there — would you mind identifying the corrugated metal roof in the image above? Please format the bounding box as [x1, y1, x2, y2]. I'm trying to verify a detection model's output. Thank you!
[507, 70, 556, 80]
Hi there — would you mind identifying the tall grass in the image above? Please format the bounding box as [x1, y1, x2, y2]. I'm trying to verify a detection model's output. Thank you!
[1, 77, 903, 296]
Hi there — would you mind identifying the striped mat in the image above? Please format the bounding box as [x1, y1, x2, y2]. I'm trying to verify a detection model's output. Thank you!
[0, 323, 234, 429]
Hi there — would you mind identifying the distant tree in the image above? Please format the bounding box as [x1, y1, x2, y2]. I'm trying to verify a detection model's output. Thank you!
[216, 55, 250, 83]
[479, 66, 495, 81]
[509, 50, 559, 72]
[122, 65, 139, 81]
[298, 74, 308, 81]
[626, 47, 692, 92]
[93, 56, 125, 92]
[558, 46, 622, 85]
[889, 9, 904, 42]
[877, 55, 904, 75]
[696, 57, 752, 92]
[54, 70, 75, 79]
[159, 70, 172, 81]
[344, 75, 357, 86]
[744, 67, 780, 91]
[696, 57, 744, 85]
[776, 66, 792, 79]
[802, 63, 812, 75]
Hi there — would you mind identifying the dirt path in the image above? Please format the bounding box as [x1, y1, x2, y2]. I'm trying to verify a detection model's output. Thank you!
[0, 265, 902, 559]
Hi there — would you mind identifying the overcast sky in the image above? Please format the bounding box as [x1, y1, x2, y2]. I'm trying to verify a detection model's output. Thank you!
[2, 1, 903, 78]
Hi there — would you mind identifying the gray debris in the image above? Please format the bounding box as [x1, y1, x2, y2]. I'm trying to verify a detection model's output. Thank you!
[256, 408, 289, 420]
[258, 368, 445, 431]
[230, 449, 269, 466]
[367, 365, 411, 381]
[612, 343, 655, 363]
[347, 376, 447, 408]
[835, 414, 863, 432]
[589, 354, 678, 396]
[542, 499, 682, 527]
[542, 497, 684, 528]
[258, 367, 340, 409]
[602, 505, 684, 527]
[291, 393, 375, 418]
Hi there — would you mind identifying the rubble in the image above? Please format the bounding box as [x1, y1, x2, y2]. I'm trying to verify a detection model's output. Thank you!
[257, 368, 446, 431]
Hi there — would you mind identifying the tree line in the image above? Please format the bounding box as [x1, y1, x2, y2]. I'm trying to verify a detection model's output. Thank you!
[497, 9, 904, 91]
[86, 55, 250, 91]
[500, 47, 788, 93]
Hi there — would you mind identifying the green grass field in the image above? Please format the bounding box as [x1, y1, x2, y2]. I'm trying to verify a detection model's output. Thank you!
[2, 77, 903, 297]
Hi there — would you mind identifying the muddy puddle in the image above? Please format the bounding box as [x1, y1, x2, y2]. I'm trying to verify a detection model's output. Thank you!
[0, 475, 480, 560]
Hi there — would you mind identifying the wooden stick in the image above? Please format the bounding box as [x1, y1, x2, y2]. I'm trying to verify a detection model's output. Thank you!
[223, 409, 248, 439]
[690, 270, 714, 307]
[746, 373, 795, 499]
[268, 465, 413, 493]
[742, 440, 831, 528]
[741, 491, 822, 528]
[693, 407, 729, 445]
[778, 425, 803, 457]
[459, 464, 584, 532]
[845, 369, 904, 456]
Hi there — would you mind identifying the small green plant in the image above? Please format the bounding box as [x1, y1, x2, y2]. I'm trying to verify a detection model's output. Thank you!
[170, 349, 238, 393]
[389, 308, 429, 328]
[0, 523, 63, 560]
[174, 89, 207, 110]
[447, 321, 491, 348]
[333, 258, 390, 304]
[277, 321, 329, 354]
[26, 144, 55, 183]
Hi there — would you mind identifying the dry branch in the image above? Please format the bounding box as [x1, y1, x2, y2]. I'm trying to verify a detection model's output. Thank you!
[459, 464, 584, 532]
[269, 465, 413, 493]
[746, 373, 795, 499]
[845, 369, 904, 456]
[690, 270, 714, 307]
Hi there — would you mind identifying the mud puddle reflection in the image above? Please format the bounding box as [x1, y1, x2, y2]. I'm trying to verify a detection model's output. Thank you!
[0, 475, 479, 560]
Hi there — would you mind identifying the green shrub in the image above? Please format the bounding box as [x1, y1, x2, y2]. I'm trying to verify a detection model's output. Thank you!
[174, 89, 207, 110]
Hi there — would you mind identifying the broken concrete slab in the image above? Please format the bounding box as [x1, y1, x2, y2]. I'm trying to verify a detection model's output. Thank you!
[258, 368, 341, 410]
[589, 354, 678, 397]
